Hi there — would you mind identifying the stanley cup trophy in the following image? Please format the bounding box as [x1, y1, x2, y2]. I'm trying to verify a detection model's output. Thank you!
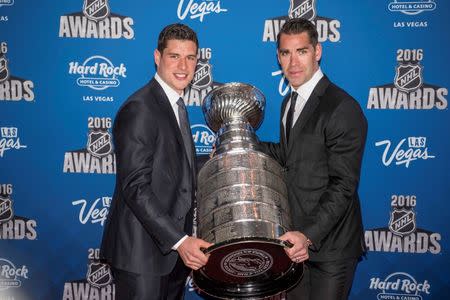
[193, 83, 303, 299]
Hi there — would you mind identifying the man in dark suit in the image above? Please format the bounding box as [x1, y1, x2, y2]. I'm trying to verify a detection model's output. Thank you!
[260, 18, 367, 299]
[100, 23, 212, 300]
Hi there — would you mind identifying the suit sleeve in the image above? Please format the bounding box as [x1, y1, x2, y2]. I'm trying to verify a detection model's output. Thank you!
[302, 99, 367, 250]
[259, 141, 284, 164]
[114, 101, 184, 254]
[259, 96, 289, 164]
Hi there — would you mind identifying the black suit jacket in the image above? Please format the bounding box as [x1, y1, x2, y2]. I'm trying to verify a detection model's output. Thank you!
[101, 78, 196, 275]
[261, 75, 367, 262]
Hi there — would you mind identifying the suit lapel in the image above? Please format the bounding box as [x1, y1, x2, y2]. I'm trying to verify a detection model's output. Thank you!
[287, 76, 330, 153]
[150, 79, 197, 179]
[150, 79, 186, 157]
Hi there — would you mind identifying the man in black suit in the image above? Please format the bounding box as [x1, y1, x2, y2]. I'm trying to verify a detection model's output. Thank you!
[100, 23, 212, 300]
[260, 18, 367, 300]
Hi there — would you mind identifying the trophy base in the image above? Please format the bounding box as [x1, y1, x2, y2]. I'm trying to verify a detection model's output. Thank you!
[193, 238, 303, 299]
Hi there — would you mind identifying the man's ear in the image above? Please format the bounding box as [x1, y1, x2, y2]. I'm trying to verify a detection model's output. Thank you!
[154, 49, 161, 67]
[315, 43, 322, 62]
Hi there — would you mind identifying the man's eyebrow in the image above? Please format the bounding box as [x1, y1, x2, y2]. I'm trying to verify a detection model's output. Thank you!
[279, 46, 308, 52]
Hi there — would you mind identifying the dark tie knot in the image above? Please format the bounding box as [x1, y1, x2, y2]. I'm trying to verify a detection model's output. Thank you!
[290, 91, 298, 107]
[177, 97, 186, 109]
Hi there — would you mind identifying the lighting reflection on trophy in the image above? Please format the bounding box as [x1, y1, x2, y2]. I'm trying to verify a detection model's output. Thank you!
[193, 83, 303, 299]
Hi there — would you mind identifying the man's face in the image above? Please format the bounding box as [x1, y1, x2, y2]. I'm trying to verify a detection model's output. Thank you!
[277, 32, 322, 89]
[154, 39, 198, 94]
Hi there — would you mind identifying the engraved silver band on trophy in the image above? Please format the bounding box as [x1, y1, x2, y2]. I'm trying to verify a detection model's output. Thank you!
[193, 83, 303, 299]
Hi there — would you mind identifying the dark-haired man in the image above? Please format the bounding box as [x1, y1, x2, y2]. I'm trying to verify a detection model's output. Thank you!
[261, 18, 367, 300]
[101, 23, 212, 300]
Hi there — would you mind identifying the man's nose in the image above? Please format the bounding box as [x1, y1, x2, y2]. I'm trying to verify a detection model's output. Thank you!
[289, 54, 300, 66]
[178, 58, 187, 70]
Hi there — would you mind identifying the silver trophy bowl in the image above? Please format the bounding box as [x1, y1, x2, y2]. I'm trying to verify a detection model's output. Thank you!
[193, 83, 303, 299]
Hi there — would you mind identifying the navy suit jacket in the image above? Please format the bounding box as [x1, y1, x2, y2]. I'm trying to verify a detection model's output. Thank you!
[101, 78, 196, 275]
[261, 75, 367, 262]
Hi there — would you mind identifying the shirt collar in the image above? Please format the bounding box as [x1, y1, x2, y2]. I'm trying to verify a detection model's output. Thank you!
[292, 68, 323, 101]
[154, 72, 184, 107]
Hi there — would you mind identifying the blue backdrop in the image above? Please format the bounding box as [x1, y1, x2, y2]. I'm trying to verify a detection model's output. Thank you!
[1, 1, 448, 299]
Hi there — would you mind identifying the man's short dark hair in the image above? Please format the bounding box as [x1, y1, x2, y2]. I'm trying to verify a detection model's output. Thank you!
[157, 23, 199, 53]
[277, 18, 318, 49]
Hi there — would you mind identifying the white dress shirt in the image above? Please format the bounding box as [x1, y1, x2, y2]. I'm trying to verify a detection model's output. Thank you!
[282, 68, 324, 135]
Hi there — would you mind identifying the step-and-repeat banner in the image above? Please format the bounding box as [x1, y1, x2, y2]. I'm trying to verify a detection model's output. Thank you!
[1, 1, 448, 299]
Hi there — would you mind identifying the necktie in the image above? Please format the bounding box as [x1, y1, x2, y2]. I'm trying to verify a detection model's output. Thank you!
[177, 97, 195, 168]
[285, 91, 298, 144]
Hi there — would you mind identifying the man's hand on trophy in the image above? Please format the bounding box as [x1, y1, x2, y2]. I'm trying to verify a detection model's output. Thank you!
[177, 237, 213, 270]
[279, 231, 310, 263]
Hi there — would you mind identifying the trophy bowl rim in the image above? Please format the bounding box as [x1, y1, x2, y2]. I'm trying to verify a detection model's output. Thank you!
[201, 82, 266, 132]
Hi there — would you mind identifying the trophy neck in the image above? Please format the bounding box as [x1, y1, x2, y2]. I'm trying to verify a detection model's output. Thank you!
[215, 117, 261, 154]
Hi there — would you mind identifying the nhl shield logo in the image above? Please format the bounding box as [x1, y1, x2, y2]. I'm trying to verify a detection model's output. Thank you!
[0, 56, 9, 83]
[86, 262, 113, 287]
[389, 209, 416, 236]
[191, 60, 212, 90]
[289, 0, 317, 21]
[394, 63, 423, 93]
[0, 197, 13, 224]
[87, 130, 112, 157]
[83, 0, 110, 21]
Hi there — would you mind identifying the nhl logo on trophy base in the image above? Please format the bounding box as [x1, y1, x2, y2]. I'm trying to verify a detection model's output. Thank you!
[193, 83, 303, 299]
